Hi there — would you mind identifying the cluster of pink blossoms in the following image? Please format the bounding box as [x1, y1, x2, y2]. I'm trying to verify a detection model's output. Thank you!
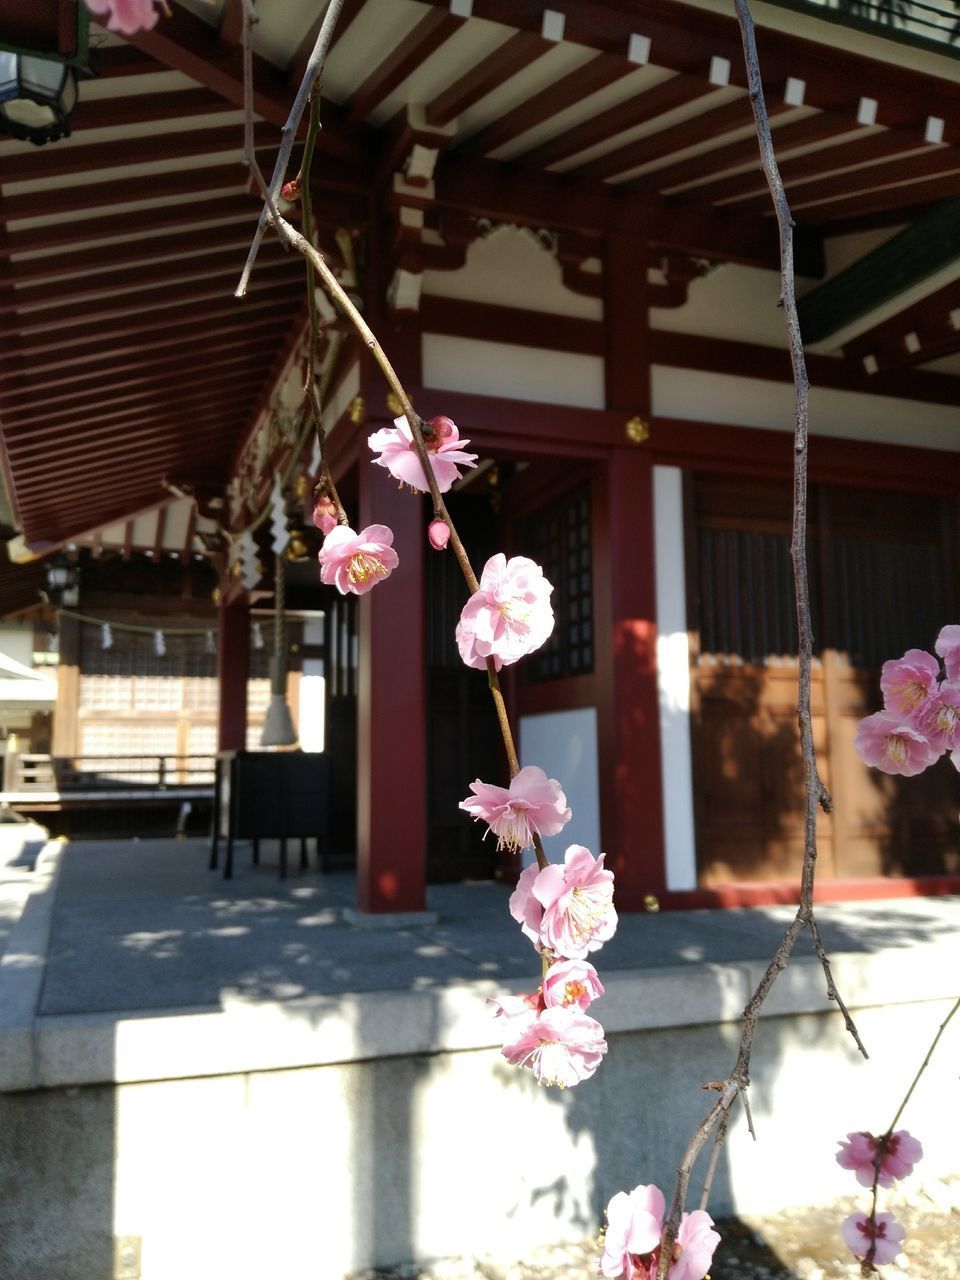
[835, 1129, 922, 1268]
[84, 0, 167, 35]
[600, 1183, 720, 1280]
[487, 842, 616, 1087]
[855, 627, 960, 776]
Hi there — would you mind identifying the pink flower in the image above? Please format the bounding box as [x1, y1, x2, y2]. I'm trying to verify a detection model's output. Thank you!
[841, 1211, 905, 1266]
[836, 1130, 923, 1188]
[532, 844, 617, 959]
[916, 682, 960, 751]
[312, 496, 338, 536]
[500, 1004, 606, 1087]
[459, 765, 571, 851]
[456, 553, 554, 671]
[880, 649, 940, 716]
[428, 518, 450, 551]
[508, 862, 543, 951]
[318, 524, 398, 596]
[368, 414, 477, 494]
[601, 1184, 664, 1279]
[854, 711, 940, 777]
[601, 1185, 719, 1280]
[670, 1211, 721, 1280]
[936, 624, 960, 681]
[84, 0, 165, 35]
[487, 989, 542, 1024]
[542, 958, 604, 1010]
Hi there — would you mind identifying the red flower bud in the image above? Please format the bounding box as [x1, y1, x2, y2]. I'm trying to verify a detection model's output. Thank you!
[281, 177, 302, 201]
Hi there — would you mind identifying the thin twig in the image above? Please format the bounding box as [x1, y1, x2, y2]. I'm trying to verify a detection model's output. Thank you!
[236, 0, 346, 297]
[657, 4, 866, 1270]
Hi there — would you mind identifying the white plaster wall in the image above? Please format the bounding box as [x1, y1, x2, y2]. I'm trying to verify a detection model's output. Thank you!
[519, 707, 601, 866]
[423, 333, 605, 409]
[652, 365, 960, 449]
[652, 468, 697, 892]
[423, 223, 602, 320]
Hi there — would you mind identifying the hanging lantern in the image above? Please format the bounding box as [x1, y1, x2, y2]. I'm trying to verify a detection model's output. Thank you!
[0, 9, 90, 146]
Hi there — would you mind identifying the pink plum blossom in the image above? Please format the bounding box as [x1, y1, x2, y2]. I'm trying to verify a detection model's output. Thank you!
[368, 414, 477, 493]
[318, 524, 398, 596]
[459, 765, 571, 851]
[532, 844, 617, 959]
[854, 711, 940, 777]
[456, 553, 554, 671]
[312, 496, 338, 536]
[880, 649, 940, 716]
[84, 0, 166, 35]
[500, 1004, 606, 1087]
[428, 518, 450, 550]
[508, 862, 543, 951]
[670, 1211, 722, 1280]
[836, 1130, 923, 1188]
[601, 1184, 664, 1279]
[841, 1211, 905, 1266]
[487, 989, 542, 1024]
[542, 958, 604, 1010]
[601, 1185, 719, 1280]
[916, 683, 960, 751]
[936, 625, 960, 681]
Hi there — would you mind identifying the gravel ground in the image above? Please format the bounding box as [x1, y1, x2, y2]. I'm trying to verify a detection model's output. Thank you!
[351, 1179, 959, 1280]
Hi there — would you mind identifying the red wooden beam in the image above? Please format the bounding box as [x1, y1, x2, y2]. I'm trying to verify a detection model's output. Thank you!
[763, 150, 960, 218]
[66, 86, 232, 133]
[453, 52, 635, 158]
[426, 29, 552, 127]
[287, 0, 366, 86]
[346, 8, 466, 123]
[516, 73, 715, 170]
[624, 110, 855, 195]
[573, 95, 787, 184]
[6, 281, 302, 360]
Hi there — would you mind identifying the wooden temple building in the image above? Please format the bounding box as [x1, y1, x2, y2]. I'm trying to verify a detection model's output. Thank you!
[2, 0, 960, 912]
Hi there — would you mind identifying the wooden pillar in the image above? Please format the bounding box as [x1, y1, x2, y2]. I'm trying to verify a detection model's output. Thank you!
[596, 231, 667, 907]
[52, 613, 79, 756]
[356, 463, 427, 913]
[217, 596, 249, 751]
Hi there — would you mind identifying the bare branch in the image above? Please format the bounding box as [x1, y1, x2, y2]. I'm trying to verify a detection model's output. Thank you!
[236, 0, 347, 297]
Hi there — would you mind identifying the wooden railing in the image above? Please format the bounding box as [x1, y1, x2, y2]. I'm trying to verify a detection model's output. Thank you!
[2, 753, 217, 794]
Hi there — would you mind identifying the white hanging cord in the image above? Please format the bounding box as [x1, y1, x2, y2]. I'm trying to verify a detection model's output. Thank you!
[101, 623, 113, 650]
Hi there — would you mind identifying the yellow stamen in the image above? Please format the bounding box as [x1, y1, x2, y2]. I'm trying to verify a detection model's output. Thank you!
[347, 552, 387, 585]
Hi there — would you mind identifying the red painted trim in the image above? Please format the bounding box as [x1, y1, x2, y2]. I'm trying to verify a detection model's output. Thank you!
[650, 876, 960, 913]
[421, 295, 603, 356]
[650, 331, 960, 409]
[517, 673, 597, 716]
[650, 416, 960, 495]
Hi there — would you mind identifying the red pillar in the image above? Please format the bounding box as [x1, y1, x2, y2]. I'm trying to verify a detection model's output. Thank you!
[594, 451, 667, 907]
[597, 231, 667, 907]
[355, 463, 427, 913]
[217, 596, 249, 751]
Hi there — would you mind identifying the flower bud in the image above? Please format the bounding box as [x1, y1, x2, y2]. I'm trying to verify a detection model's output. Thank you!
[281, 177, 302, 201]
[312, 496, 338, 536]
[428, 518, 450, 551]
[424, 415, 455, 453]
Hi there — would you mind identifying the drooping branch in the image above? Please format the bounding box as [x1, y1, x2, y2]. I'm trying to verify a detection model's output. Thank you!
[235, 0, 346, 298]
[656, 4, 866, 1270]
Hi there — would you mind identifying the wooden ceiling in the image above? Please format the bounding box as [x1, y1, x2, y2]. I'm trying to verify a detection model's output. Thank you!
[1, 0, 959, 554]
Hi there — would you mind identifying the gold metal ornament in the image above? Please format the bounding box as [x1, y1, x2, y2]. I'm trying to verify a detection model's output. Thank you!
[347, 394, 365, 424]
[625, 416, 651, 444]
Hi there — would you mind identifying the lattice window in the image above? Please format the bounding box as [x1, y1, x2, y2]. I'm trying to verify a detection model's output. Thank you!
[522, 485, 594, 682]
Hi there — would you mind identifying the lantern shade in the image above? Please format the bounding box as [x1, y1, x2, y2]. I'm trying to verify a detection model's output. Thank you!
[0, 51, 78, 143]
